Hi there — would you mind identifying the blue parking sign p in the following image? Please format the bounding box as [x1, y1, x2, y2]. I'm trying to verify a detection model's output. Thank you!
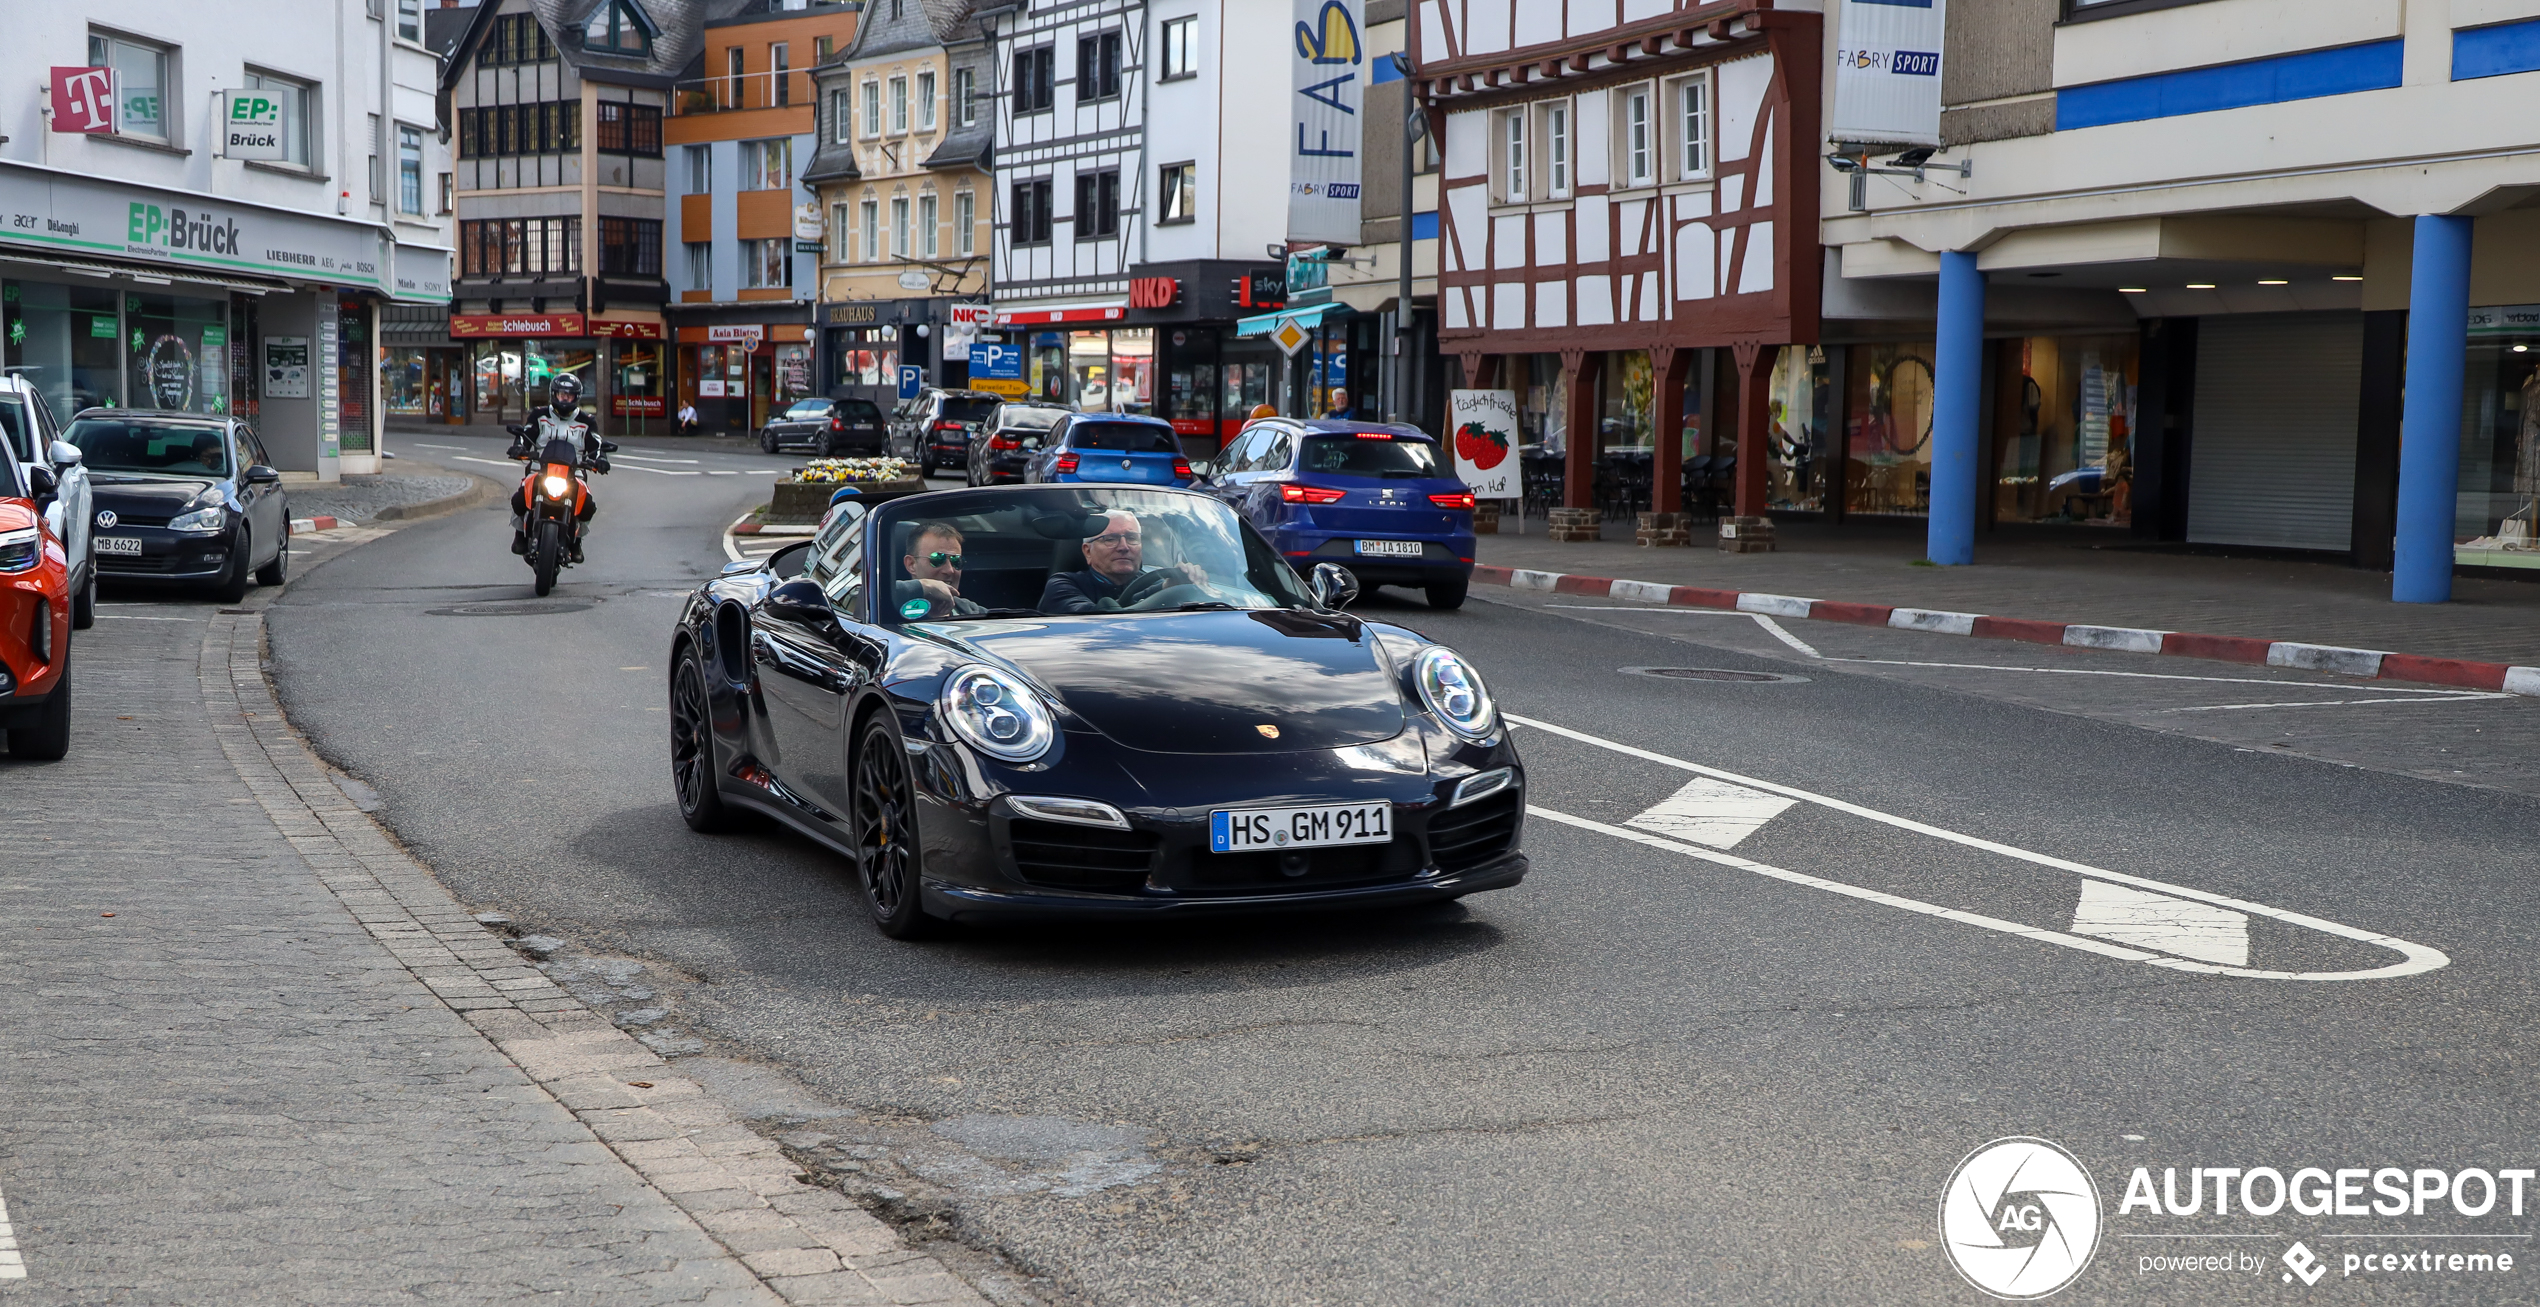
[898, 365, 925, 399]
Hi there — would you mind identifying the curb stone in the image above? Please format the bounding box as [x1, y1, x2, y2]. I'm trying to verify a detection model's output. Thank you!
[201, 608, 995, 1307]
[1468, 564, 2540, 696]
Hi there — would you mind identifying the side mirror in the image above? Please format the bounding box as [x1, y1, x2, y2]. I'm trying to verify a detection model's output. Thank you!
[766, 578, 836, 626]
[49, 440, 83, 467]
[26, 465, 58, 502]
[1308, 562, 1359, 610]
[600, 440, 620, 453]
[244, 465, 282, 484]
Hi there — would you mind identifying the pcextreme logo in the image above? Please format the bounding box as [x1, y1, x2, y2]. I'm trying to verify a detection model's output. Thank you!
[1941, 1137, 2103, 1300]
[126, 202, 243, 256]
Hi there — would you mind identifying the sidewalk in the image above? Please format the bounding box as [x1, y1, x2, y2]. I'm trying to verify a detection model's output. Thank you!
[1, 550, 987, 1302]
[1476, 517, 2540, 672]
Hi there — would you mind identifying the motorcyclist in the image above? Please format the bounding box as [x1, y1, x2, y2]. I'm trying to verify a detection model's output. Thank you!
[508, 373, 607, 561]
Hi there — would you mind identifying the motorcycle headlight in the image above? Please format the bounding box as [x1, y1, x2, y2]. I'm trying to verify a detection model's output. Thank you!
[0, 527, 39, 572]
[938, 664, 1056, 762]
[169, 505, 228, 533]
[1414, 646, 1498, 741]
[541, 473, 572, 499]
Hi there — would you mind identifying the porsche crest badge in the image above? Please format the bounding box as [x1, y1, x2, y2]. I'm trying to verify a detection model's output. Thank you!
[1255, 724, 1281, 739]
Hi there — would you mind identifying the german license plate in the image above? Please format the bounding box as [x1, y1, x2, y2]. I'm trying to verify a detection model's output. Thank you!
[1353, 539, 1422, 558]
[95, 536, 143, 556]
[1210, 801, 1392, 853]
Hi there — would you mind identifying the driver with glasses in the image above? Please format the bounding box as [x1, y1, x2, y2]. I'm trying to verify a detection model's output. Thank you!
[893, 521, 987, 618]
[1038, 510, 1209, 613]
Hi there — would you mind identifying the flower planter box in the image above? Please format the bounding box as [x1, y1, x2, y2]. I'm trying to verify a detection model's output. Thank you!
[767, 476, 929, 524]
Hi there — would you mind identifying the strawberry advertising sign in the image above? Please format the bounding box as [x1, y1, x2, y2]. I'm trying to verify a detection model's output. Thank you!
[1448, 388, 1517, 498]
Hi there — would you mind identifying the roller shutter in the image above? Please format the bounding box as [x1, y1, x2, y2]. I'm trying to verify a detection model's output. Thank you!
[2187, 313, 2362, 552]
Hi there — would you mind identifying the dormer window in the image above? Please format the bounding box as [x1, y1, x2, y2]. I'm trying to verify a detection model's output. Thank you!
[585, 0, 654, 54]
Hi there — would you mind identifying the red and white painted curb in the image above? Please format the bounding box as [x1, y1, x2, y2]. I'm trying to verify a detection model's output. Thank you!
[1474, 565, 2540, 698]
[288, 515, 342, 534]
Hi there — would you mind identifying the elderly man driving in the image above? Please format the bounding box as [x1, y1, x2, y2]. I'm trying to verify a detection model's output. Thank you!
[1039, 510, 1208, 613]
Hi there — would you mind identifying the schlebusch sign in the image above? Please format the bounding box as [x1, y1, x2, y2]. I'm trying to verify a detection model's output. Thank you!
[221, 91, 286, 161]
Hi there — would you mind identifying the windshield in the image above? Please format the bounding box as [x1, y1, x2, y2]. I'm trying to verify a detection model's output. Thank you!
[939, 397, 1001, 422]
[785, 400, 832, 418]
[66, 418, 232, 478]
[998, 407, 1066, 432]
[871, 487, 1314, 625]
[1300, 434, 1441, 477]
[0, 397, 32, 461]
[1068, 421, 1180, 453]
[837, 399, 883, 420]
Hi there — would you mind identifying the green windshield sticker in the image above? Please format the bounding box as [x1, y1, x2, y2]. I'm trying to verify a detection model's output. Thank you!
[899, 597, 931, 619]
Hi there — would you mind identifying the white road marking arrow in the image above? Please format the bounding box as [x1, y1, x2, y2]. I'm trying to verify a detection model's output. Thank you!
[2071, 880, 2250, 967]
[1626, 777, 1796, 849]
[0, 1181, 24, 1278]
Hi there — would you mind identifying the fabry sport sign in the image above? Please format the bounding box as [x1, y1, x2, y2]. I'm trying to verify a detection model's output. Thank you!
[220, 91, 286, 161]
[1831, 0, 1948, 149]
[1289, 0, 1364, 246]
[50, 67, 116, 134]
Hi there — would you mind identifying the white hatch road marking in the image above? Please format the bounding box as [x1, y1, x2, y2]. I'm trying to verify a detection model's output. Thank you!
[615, 463, 702, 476]
[2071, 880, 2250, 967]
[708, 469, 740, 475]
[611, 453, 699, 464]
[1509, 713, 2448, 981]
[0, 1181, 23, 1278]
[451, 455, 520, 470]
[409, 442, 465, 450]
[1626, 776, 1797, 849]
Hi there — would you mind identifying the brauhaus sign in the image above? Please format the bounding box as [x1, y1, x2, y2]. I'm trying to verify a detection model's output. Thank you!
[0, 159, 404, 294]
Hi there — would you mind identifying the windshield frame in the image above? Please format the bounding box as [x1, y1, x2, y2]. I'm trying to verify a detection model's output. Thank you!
[64, 417, 235, 479]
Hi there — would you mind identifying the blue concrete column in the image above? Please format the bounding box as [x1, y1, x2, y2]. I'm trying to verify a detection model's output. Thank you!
[1928, 250, 1985, 566]
[2394, 214, 2474, 603]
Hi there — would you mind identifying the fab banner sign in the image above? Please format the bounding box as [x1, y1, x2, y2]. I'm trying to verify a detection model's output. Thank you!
[220, 90, 286, 160]
[1288, 0, 1364, 245]
[1831, 0, 1947, 149]
[1447, 389, 1517, 498]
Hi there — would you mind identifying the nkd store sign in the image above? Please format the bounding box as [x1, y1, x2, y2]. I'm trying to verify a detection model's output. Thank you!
[0, 162, 383, 289]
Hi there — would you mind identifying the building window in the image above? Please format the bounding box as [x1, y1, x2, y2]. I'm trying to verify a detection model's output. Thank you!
[1541, 101, 1569, 198]
[741, 237, 792, 288]
[889, 76, 908, 134]
[860, 198, 879, 261]
[457, 101, 580, 158]
[1160, 16, 1197, 81]
[1012, 46, 1054, 114]
[1074, 168, 1119, 240]
[830, 202, 852, 262]
[685, 241, 711, 292]
[1618, 87, 1653, 188]
[684, 144, 710, 194]
[830, 88, 850, 144]
[920, 193, 938, 257]
[368, 113, 383, 206]
[744, 137, 792, 191]
[917, 70, 937, 130]
[397, 125, 424, 214]
[460, 217, 581, 276]
[955, 190, 975, 255]
[596, 102, 662, 157]
[726, 46, 745, 107]
[600, 216, 662, 277]
[815, 35, 832, 62]
[888, 196, 908, 257]
[438, 172, 454, 213]
[1674, 73, 1710, 180]
[484, 13, 557, 66]
[771, 43, 790, 106]
[1498, 108, 1526, 203]
[861, 80, 881, 137]
[87, 31, 171, 142]
[1011, 178, 1052, 246]
[1077, 31, 1122, 102]
[954, 67, 976, 125]
[1158, 162, 1195, 224]
[397, 0, 422, 42]
[242, 71, 314, 168]
[584, 0, 652, 54]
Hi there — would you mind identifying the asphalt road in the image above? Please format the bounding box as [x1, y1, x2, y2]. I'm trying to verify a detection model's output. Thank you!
[267, 432, 2540, 1306]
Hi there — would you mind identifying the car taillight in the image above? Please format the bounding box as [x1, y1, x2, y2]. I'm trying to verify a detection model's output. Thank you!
[1280, 483, 1346, 504]
[830, 418, 844, 431]
[1429, 490, 1477, 510]
[1354, 432, 1393, 440]
[1172, 459, 1193, 479]
[989, 434, 1020, 451]
[1055, 453, 1079, 473]
[935, 421, 965, 432]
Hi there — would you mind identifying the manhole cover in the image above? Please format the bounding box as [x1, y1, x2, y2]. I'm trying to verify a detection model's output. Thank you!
[1621, 666, 1809, 684]
[426, 601, 595, 617]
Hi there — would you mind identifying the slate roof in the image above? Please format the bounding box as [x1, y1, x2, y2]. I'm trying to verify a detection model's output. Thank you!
[440, 0, 710, 90]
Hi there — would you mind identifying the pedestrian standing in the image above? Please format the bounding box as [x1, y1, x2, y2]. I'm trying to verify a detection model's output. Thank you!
[1322, 387, 1352, 419]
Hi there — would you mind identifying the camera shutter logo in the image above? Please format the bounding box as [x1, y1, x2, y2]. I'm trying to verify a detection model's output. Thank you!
[1939, 1137, 2101, 1299]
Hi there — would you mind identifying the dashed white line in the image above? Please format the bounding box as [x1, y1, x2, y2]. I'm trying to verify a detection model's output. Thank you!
[611, 453, 700, 464]
[615, 464, 702, 476]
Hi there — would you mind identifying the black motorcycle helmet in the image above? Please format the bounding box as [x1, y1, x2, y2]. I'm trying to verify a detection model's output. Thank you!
[549, 372, 583, 411]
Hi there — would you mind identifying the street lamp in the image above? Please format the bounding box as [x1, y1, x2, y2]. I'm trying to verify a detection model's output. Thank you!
[1389, 52, 1426, 425]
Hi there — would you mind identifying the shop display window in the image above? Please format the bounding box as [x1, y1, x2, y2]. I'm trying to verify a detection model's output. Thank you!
[386, 347, 430, 415]
[1516, 354, 1568, 453]
[1029, 331, 1067, 403]
[1109, 328, 1153, 414]
[337, 298, 371, 450]
[1598, 349, 1654, 450]
[1840, 343, 1926, 516]
[124, 291, 230, 416]
[3, 280, 127, 418]
[1165, 328, 1218, 426]
[613, 340, 664, 422]
[474, 341, 520, 415]
[526, 342, 596, 413]
[774, 342, 814, 407]
[2457, 309, 2540, 564]
[1219, 335, 1281, 423]
[1993, 334, 2136, 527]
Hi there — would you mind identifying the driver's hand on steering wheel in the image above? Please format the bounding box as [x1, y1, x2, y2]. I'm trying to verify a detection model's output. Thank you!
[1166, 562, 1207, 587]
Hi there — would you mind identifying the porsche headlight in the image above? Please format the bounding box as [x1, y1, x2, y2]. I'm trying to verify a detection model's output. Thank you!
[169, 505, 228, 533]
[1414, 646, 1497, 741]
[939, 664, 1056, 762]
[541, 473, 573, 499]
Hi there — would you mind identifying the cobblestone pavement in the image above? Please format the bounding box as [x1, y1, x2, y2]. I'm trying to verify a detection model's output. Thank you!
[0, 544, 989, 1304]
[1476, 516, 2539, 666]
[282, 465, 483, 526]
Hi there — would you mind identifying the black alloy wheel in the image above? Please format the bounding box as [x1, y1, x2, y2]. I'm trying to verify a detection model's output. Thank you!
[5, 649, 71, 760]
[760, 428, 781, 455]
[255, 527, 288, 587]
[1426, 576, 1469, 610]
[670, 656, 732, 832]
[852, 716, 937, 939]
[532, 520, 563, 596]
[819, 431, 840, 458]
[211, 528, 253, 603]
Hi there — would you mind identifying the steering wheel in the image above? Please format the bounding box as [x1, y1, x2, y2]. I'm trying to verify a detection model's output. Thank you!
[1116, 567, 1212, 609]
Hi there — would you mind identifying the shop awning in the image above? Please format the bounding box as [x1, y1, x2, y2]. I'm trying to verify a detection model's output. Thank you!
[0, 250, 293, 297]
[1234, 301, 1348, 338]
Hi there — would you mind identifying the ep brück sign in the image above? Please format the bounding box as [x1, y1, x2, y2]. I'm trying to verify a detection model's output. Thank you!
[1831, 0, 1946, 149]
[1288, 0, 1364, 245]
[220, 91, 286, 161]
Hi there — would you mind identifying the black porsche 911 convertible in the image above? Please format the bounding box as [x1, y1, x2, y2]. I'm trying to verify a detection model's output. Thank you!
[667, 483, 1526, 937]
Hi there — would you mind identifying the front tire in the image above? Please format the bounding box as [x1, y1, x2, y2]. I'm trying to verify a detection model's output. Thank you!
[211, 531, 253, 603]
[6, 652, 71, 760]
[760, 428, 781, 454]
[532, 520, 562, 596]
[255, 529, 288, 587]
[1426, 576, 1470, 610]
[852, 716, 939, 939]
[71, 563, 96, 630]
[670, 656, 734, 832]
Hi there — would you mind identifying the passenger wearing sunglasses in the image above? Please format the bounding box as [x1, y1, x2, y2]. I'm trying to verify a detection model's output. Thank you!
[1038, 509, 1210, 613]
[892, 522, 987, 618]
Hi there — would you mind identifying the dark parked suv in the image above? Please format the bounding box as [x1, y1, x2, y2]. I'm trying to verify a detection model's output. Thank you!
[760, 397, 887, 456]
[889, 389, 1003, 475]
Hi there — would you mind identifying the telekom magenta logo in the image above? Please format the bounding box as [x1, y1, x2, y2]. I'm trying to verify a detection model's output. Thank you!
[50, 66, 116, 134]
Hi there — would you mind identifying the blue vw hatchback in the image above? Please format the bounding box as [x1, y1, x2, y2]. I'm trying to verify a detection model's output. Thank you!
[1197, 418, 1476, 609]
[1021, 413, 1195, 489]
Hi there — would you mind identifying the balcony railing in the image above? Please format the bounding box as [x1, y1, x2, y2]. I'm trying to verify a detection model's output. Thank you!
[673, 69, 816, 116]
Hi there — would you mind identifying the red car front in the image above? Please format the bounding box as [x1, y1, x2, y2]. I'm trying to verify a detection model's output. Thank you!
[0, 495, 74, 759]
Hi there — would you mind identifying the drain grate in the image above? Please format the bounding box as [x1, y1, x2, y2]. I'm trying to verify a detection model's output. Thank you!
[1621, 666, 1809, 684]
[426, 601, 595, 617]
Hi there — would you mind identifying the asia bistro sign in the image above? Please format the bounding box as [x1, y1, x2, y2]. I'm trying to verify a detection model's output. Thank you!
[0, 160, 407, 295]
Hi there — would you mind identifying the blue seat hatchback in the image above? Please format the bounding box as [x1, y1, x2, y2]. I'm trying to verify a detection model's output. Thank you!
[1021, 413, 1196, 489]
[1197, 418, 1477, 609]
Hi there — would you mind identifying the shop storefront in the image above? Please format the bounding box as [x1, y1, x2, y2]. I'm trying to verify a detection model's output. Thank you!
[452, 312, 666, 428]
[815, 298, 988, 406]
[384, 303, 469, 425]
[675, 323, 813, 433]
[2456, 304, 2540, 570]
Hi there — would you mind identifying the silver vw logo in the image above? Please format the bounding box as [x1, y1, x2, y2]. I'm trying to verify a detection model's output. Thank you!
[94, 510, 117, 530]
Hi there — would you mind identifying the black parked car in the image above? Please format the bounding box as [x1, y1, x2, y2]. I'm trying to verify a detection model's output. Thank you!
[67, 411, 290, 603]
[890, 389, 1003, 475]
[965, 402, 1070, 486]
[665, 483, 1526, 938]
[761, 397, 887, 456]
